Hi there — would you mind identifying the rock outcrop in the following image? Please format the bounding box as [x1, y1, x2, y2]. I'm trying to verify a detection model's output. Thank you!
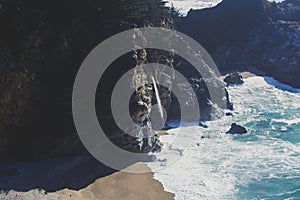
[224, 72, 244, 85]
[226, 123, 248, 134]
[0, 0, 174, 160]
[0, 0, 233, 161]
[178, 0, 300, 88]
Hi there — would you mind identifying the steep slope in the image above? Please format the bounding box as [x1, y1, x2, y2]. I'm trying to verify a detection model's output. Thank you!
[178, 0, 300, 88]
[0, 0, 172, 160]
[0, 0, 231, 161]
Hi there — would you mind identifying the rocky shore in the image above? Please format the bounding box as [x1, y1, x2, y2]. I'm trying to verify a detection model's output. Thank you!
[1, 0, 298, 199]
[178, 0, 300, 88]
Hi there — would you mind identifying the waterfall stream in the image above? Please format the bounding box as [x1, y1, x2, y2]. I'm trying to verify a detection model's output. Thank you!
[152, 76, 164, 122]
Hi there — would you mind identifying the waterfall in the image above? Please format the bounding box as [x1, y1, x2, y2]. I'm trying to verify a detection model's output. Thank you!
[152, 76, 164, 122]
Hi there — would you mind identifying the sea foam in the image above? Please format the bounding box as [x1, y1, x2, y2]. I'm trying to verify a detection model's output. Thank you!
[147, 76, 300, 199]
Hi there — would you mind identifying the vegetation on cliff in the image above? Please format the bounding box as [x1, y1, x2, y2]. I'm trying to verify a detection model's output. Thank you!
[0, 0, 176, 161]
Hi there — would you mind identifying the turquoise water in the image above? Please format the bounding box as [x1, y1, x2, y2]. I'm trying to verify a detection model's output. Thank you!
[228, 77, 300, 200]
[148, 77, 300, 199]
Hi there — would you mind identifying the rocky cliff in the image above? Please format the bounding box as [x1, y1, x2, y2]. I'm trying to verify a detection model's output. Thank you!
[0, 0, 231, 161]
[0, 0, 172, 160]
[178, 0, 300, 88]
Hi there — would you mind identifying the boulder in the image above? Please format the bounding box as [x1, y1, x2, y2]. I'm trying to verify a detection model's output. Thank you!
[226, 112, 233, 116]
[226, 123, 247, 134]
[224, 72, 244, 85]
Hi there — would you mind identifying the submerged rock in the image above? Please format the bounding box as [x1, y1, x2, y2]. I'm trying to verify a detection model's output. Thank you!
[226, 123, 248, 134]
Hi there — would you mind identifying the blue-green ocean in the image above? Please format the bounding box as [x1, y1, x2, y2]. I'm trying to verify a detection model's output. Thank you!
[148, 76, 300, 199]
[233, 77, 300, 200]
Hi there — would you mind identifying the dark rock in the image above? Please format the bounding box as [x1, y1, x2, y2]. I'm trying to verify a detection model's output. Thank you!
[179, 0, 266, 51]
[226, 123, 248, 134]
[226, 112, 233, 116]
[0, 0, 234, 161]
[199, 122, 209, 128]
[178, 0, 300, 88]
[224, 72, 244, 85]
[167, 62, 231, 121]
[225, 88, 234, 110]
[0, 0, 174, 160]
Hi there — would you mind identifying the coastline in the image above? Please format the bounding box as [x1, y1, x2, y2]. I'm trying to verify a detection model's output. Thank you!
[146, 73, 300, 199]
[221, 71, 300, 93]
[1, 72, 298, 200]
[53, 163, 175, 200]
[220, 71, 258, 81]
[0, 156, 175, 200]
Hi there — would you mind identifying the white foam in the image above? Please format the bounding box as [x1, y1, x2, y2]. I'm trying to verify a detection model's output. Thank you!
[147, 76, 300, 199]
[264, 76, 300, 93]
[167, 0, 285, 16]
[166, 0, 222, 16]
[272, 118, 300, 126]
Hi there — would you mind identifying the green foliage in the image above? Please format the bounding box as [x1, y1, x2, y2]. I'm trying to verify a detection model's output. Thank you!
[119, 0, 172, 27]
[167, 3, 181, 27]
[168, 3, 181, 18]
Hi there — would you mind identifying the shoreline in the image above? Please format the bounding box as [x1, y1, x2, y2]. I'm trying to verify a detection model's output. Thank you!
[53, 163, 175, 200]
[221, 71, 300, 92]
[220, 71, 259, 81]
[0, 156, 175, 200]
[1, 72, 298, 200]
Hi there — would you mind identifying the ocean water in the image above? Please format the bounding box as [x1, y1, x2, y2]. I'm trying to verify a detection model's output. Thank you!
[147, 77, 300, 199]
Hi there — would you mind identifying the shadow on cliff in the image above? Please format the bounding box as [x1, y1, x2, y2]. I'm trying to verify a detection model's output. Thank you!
[178, 0, 300, 88]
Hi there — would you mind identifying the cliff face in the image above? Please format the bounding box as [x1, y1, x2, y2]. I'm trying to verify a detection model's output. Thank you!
[180, 0, 266, 51]
[179, 0, 300, 88]
[0, 0, 231, 161]
[0, 0, 172, 160]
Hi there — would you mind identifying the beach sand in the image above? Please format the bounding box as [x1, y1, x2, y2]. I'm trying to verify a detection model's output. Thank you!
[53, 164, 174, 200]
[0, 157, 174, 200]
[156, 130, 169, 136]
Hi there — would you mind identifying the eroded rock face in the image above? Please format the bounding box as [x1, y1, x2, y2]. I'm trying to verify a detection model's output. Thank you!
[127, 27, 232, 149]
[167, 76, 230, 121]
[0, 0, 174, 160]
[179, 0, 300, 88]
[0, 0, 232, 161]
[167, 55, 232, 122]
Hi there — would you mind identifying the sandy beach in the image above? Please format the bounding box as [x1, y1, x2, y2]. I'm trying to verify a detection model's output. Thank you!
[54, 164, 174, 200]
[0, 156, 174, 200]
